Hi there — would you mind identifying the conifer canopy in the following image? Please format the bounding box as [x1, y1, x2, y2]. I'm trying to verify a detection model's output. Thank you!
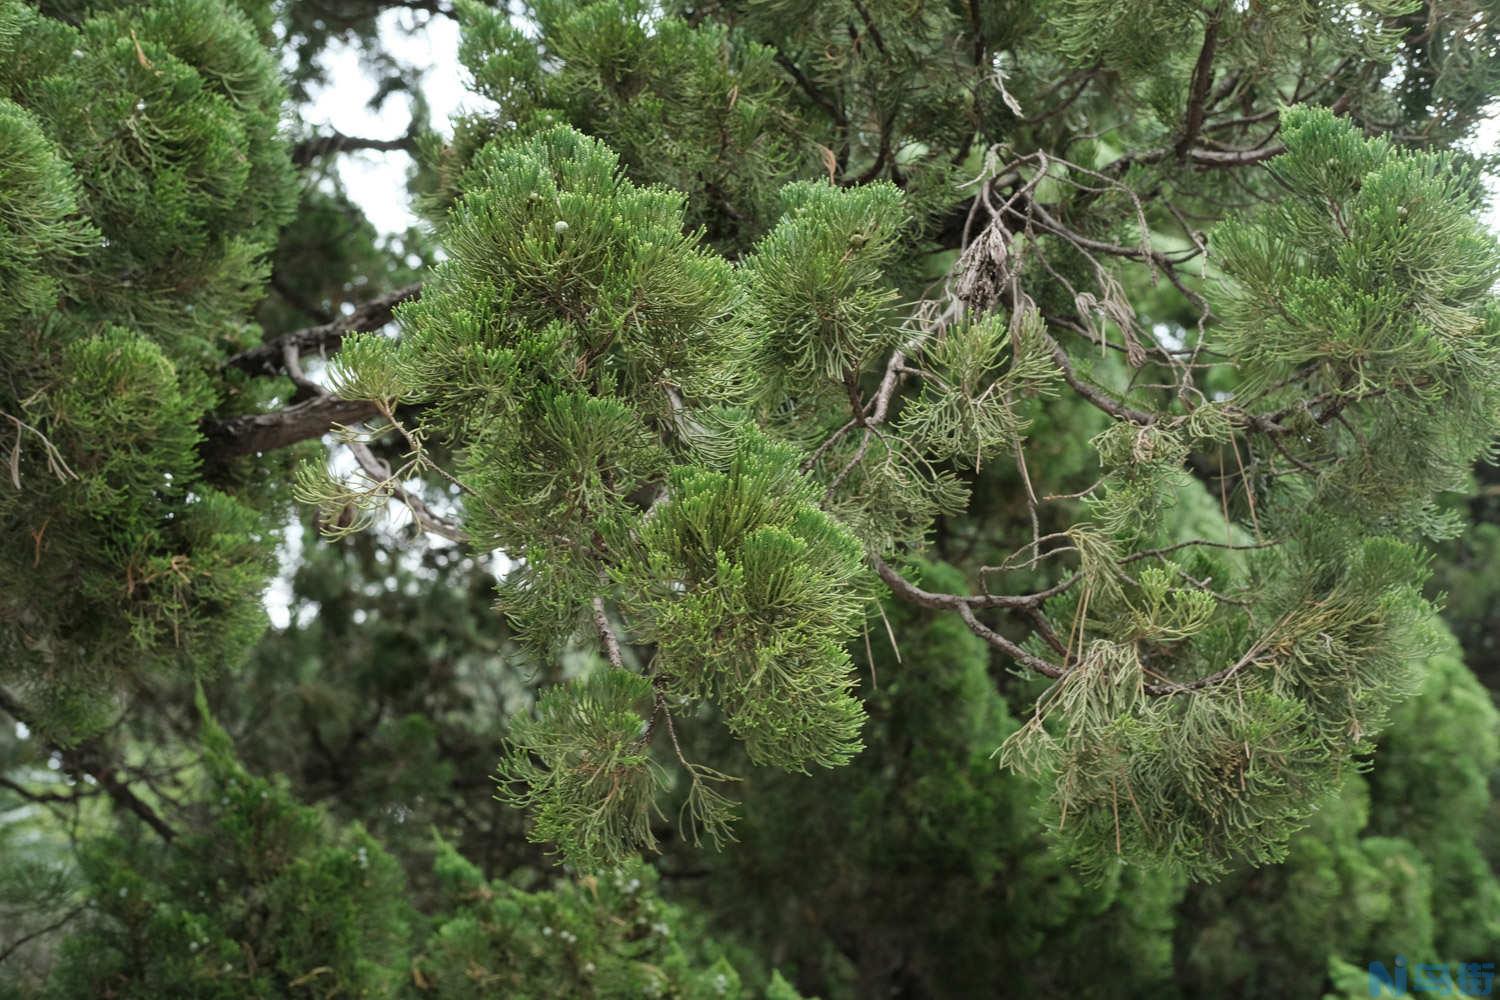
[3, 0, 1500, 995]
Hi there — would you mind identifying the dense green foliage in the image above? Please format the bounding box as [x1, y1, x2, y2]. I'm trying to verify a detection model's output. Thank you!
[3, 0, 1500, 997]
[0, 0, 295, 740]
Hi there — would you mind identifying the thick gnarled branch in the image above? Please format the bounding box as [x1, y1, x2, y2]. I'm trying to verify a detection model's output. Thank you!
[201, 395, 380, 461]
[203, 285, 423, 463]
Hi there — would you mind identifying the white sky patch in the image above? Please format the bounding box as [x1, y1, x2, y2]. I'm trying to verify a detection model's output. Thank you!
[262, 512, 305, 629]
[1471, 113, 1500, 232]
[301, 9, 481, 234]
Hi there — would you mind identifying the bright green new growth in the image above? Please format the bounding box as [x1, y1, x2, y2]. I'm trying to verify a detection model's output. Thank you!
[742, 180, 907, 386]
[310, 126, 749, 644]
[620, 430, 868, 771]
[497, 668, 666, 869]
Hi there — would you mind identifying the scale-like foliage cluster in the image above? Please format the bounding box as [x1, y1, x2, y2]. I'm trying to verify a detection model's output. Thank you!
[670, 0, 975, 232]
[455, 0, 806, 250]
[6, 0, 1500, 911]
[319, 100, 1500, 873]
[1173, 627, 1500, 1000]
[497, 668, 666, 869]
[0, 98, 90, 325]
[895, 310, 1061, 468]
[681, 560, 1189, 999]
[619, 431, 867, 771]
[320, 127, 917, 863]
[1000, 111, 1500, 878]
[316, 127, 750, 647]
[741, 181, 907, 387]
[0, 0, 295, 741]
[1217, 107, 1500, 538]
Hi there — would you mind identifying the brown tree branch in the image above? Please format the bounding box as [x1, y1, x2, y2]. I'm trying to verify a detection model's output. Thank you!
[291, 129, 418, 166]
[868, 555, 1069, 679]
[772, 50, 848, 129]
[1175, 4, 1225, 159]
[345, 438, 467, 543]
[203, 285, 423, 462]
[872, 553, 1289, 698]
[0, 688, 177, 843]
[201, 394, 380, 461]
[226, 283, 421, 379]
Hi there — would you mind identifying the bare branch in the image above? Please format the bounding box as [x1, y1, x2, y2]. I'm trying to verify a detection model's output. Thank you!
[291, 128, 418, 167]
[591, 597, 625, 669]
[345, 438, 468, 543]
[226, 283, 421, 379]
[1175, 4, 1225, 159]
[0, 688, 177, 843]
[868, 555, 1069, 678]
[3, 411, 77, 487]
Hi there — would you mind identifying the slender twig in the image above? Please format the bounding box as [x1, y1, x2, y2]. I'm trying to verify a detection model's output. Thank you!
[3, 412, 77, 487]
[591, 597, 625, 670]
[869, 555, 1069, 678]
[345, 438, 467, 543]
[1140, 614, 1293, 695]
[0, 689, 176, 843]
[0, 904, 86, 966]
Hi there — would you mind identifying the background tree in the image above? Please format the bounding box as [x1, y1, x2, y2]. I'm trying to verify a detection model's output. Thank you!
[3, 0, 1500, 997]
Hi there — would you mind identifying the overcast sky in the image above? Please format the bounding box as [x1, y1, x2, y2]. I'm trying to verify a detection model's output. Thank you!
[301, 10, 477, 235]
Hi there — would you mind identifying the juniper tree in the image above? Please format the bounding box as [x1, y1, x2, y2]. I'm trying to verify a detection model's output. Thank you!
[1, 0, 296, 739]
[4, 4, 1500, 992]
[309, 4, 1500, 877]
[662, 560, 1500, 999]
